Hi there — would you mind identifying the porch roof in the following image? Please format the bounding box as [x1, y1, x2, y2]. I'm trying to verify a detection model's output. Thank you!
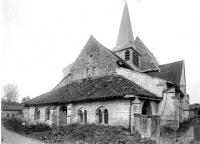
[25, 74, 161, 106]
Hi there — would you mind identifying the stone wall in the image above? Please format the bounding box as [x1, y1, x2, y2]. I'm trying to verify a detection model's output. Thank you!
[115, 48, 140, 71]
[2, 111, 20, 118]
[65, 36, 121, 84]
[116, 68, 166, 97]
[27, 99, 131, 128]
[72, 99, 131, 128]
[28, 104, 55, 125]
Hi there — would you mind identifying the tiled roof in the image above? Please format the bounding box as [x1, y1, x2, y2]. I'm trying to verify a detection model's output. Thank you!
[2, 105, 24, 111]
[134, 37, 159, 71]
[25, 74, 159, 106]
[145, 60, 184, 86]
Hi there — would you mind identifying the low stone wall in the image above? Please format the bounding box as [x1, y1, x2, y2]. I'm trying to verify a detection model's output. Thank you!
[26, 99, 131, 128]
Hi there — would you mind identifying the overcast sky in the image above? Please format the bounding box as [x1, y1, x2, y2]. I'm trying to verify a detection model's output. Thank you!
[1, 0, 200, 104]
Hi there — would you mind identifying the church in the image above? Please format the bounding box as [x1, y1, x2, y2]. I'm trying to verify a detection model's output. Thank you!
[23, 2, 189, 136]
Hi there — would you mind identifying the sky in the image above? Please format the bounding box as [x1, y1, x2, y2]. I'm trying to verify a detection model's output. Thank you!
[1, 0, 200, 104]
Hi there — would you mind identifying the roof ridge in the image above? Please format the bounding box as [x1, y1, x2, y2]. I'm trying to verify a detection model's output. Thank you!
[135, 36, 160, 66]
[160, 60, 184, 66]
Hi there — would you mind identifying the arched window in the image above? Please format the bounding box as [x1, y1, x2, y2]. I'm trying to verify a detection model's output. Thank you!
[78, 108, 87, 123]
[45, 108, 50, 121]
[78, 110, 83, 123]
[96, 109, 102, 123]
[96, 107, 108, 124]
[34, 108, 40, 120]
[142, 101, 152, 115]
[125, 50, 130, 61]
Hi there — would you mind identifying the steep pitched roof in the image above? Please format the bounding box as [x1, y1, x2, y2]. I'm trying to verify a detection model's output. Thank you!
[113, 2, 135, 52]
[70, 35, 133, 73]
[53, 36, 133, 90]
[135, 37, 159, 71]
[145, 60, 184, 86]
[25, 74, 159, 106]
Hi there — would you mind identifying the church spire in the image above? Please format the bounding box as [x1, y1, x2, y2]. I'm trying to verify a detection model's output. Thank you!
[113, 2, 135, 51]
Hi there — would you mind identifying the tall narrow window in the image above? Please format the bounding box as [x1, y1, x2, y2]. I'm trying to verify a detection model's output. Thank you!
[84, 110, 87, 123]
[87, 68, 91, 77]
[34, 108, 40, 120]
[78, 108, 87, 123]
[45, 108, 50, 121]
[104, 109, 108, 124]
[78, 110, 83, 123]
[96, 109, 102, 124]
[93, 67, 97, 76]
[133, 51, 139, 67]
[125, 50, 130, 61]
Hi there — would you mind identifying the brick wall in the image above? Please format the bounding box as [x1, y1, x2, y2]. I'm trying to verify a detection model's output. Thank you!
[116, 68, 166, 97]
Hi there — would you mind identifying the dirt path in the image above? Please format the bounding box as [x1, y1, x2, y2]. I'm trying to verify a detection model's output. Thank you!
[1, 124, 46, 144]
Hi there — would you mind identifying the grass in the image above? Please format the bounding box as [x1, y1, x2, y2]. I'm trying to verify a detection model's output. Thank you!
[2, 118, 156, 144]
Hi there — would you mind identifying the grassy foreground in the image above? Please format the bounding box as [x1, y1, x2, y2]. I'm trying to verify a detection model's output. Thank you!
[2, 118, 156, 144]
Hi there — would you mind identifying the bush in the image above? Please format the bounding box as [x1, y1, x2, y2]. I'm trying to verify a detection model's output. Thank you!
[61, 123, 129, 144]
[3, 118, 51, 134]
[3, 119, 156, 144]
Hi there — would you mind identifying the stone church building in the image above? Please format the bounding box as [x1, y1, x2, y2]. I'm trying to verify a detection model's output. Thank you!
[24, 2, 189, 135]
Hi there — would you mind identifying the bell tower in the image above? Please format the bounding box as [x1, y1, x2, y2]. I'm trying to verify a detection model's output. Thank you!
[112, 2, 140, 71]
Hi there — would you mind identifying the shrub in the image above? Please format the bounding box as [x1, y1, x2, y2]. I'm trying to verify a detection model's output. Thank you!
[3, 119, 156, 144]
[3, 118, 51, 134]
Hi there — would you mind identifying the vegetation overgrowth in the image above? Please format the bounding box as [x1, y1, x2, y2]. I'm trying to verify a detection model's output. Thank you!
[160, 118, 200, 139]
[2, 118, 156, 144]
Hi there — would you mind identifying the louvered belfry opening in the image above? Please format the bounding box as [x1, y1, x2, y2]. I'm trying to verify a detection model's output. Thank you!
[125, 49, 130, 61]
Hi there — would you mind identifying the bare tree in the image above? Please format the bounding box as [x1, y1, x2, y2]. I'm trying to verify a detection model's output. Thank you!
[21, 96, 31, 103]
[2, 84, 19, 102]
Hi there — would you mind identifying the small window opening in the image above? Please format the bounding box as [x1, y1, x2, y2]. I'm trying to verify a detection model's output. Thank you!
[45, 108, 50, 121]
[87, 68, 90, 77]
[90, 54, 93, 57]
[104, 109, 108, 124]
[78, 108, 87, 123]
[34, 108, 40, 120]
[93, 67, 97, 75]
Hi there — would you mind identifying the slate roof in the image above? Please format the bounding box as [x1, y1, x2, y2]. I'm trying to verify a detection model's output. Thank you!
[2, 105, 24, 111]
[134, 37, 159, 71]
[145, 60, 184, 86]
[113, 2, 135, 51]
[25, 74, 160, 106]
